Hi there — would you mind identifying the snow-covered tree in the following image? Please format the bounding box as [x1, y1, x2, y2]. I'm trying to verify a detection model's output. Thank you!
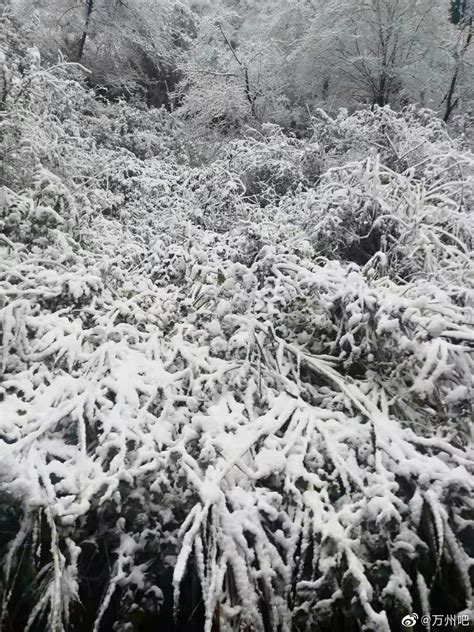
[282, 0, 457, 111]
[176, 0, 474, 130]
[9, 0, 198, 103]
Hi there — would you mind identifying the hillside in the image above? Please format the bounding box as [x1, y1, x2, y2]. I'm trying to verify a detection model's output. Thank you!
[1, 14, 474, 632]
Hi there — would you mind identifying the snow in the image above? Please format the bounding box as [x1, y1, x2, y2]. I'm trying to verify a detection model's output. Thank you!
[0, 34, 473, 632]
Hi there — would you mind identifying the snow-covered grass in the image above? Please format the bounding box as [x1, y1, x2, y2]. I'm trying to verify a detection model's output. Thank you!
[1, 30, 473, 632]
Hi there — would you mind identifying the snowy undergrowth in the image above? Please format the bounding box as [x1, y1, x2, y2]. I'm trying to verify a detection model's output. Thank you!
[1, 33, 473, 632]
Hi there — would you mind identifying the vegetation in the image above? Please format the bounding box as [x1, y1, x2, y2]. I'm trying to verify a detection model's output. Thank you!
[0, 2, 473, 631]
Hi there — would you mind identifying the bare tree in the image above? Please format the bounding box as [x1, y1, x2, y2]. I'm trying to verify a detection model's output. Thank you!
[330, 0, 442, 108]
[217, 22, 257, 117]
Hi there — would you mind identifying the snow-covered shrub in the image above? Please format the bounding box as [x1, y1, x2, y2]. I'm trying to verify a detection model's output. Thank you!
[309, 106, 474, 193]
[225, 124, 323, 204]
[1, 28, 473, 632]
[294, 157, 473, 285]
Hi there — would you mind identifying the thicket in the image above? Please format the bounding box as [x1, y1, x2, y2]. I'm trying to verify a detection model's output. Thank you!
[1, 13, 473, 632]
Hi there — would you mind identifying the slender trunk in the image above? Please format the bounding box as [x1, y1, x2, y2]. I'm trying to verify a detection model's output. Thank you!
[373, 71, 387, 108]
[77, 0, 94, 62]
[218, 22, 257, 118]
[443, 17, 472, 123]
[244, 67, 256, 117]
[443, 71, 460, 123]
[377, 73, 387, 107]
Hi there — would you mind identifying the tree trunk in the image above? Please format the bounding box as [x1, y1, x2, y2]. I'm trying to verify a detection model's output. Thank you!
[443, 71, 460, 122]
[77, 0, 94, 62]
[443, 17, 472, 123]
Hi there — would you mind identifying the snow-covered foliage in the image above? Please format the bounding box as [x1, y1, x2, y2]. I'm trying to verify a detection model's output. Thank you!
[175, 11, 290, 134]
[177, 0, 474, 127]
[8, 0, 197, 104]
[1, 22, 473, 632]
